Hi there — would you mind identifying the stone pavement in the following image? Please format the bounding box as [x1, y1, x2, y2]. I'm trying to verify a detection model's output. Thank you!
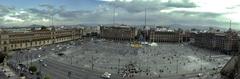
[0, 65, 18, 79]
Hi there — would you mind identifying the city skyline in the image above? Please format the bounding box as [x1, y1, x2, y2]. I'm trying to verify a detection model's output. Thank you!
[0, 0, 240, 29]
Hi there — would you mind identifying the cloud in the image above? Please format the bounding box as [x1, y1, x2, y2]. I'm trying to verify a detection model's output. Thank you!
[171, 11, 223, 18]
[0, 0, 240, 30]
[165, 0, 198, 8]
[102, 0, 197, 13]
[0, 5, 15, 16]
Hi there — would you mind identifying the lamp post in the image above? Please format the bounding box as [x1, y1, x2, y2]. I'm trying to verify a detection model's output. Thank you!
[176, 59, 179, 74]
[117, 58, 120, 74]
[91, 55, 94, 70]
[38, 60, 42, 79]
[68, 71, 72, 79]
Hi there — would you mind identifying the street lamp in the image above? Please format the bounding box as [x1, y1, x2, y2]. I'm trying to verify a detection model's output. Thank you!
[38, 53, 43, 79]
[176, 59, 179, 74]
[18, 50, 23, 74]
[91, 55, 94, 70]
[68, 71, 72, 79]
[117, 58, 120, 74]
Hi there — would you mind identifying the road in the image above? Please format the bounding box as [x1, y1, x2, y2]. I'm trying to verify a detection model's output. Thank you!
[33, 57, 122, 79]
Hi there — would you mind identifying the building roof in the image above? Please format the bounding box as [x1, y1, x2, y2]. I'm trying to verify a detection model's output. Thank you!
[215, 33, 226, 36]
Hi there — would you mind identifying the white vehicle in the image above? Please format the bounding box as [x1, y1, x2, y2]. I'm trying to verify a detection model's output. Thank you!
[39, 59, 43, 62]
[42, 64, 47, 67]
[59, 47, 62, 50]
[141, 42, 148, 45]
[101, 72, 111, 79]
[19, 76, 26, 79]
[218, 65, 224, 68]
[197, 73, 203, 77]
[2, 69, 7, 72]
[31, 48, 37, 51]
[66, 46, 70, 49]
[38, 54, 41, 58]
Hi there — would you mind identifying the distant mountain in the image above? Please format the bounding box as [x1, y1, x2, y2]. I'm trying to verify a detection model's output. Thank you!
[165, 24, 227, 31]
[29, 24, 45, 27]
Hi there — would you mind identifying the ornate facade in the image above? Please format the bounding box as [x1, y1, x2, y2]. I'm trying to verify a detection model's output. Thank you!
[149, 29, 183, 42]
[100, 26, 137, 41]
[193, 31, 238, 53]
[0, 28, 83, 52]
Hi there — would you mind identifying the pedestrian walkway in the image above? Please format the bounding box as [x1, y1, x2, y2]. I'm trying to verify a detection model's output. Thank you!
[0, 65, 18, 79]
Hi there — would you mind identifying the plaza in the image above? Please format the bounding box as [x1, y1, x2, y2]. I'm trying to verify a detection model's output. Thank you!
[12, 38, 230, 79]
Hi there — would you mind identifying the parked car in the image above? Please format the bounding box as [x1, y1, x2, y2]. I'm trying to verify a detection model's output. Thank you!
[101, 72, 111, 79]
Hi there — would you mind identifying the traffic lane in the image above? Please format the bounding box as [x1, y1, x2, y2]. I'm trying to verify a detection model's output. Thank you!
[44, 58, 103, 79]
[43, 61, 87, 79]
[41, 65, 67, 79]
[31, 60, 67, 79]
[9, 49, 54, 65]
[8, 39, 78, 64]
[46, 58, 122, 79]
[47, 58, 124, 79]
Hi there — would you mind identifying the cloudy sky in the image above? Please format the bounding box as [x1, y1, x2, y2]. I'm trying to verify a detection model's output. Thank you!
[0, 0, 240, 29]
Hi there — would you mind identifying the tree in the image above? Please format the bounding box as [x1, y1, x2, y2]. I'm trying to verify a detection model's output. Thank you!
[29, 65, 37, 73]
[20, 73, 24, 77]
[44, 75, 51, 79]
[41, 26, 47, 30]
[0, 52, 7, 64]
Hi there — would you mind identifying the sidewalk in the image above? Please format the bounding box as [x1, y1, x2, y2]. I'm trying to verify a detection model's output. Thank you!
[0, 64, 18, 79]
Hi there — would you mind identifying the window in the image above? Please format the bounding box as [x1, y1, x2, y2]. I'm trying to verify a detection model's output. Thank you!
[3, 41, 7, 44]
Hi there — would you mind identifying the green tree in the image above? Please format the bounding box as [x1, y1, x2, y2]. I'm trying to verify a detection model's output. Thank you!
[41, 26, 48, 30]
[29, 65, 37, 73]
[44, 75, 51, 79]
[20, 73, 24, 77]
[0, 52, 7, 64]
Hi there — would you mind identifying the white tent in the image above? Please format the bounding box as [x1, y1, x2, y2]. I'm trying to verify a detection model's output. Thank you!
[149, 42, 158, 46]
[141, 42, 148, 45]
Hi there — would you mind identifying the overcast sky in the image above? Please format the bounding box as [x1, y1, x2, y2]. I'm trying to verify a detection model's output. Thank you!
[0, 0, 239, 29]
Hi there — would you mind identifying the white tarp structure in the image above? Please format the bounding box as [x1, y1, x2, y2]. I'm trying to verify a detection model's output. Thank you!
[141, 42, 148, 45]
[149, 42, 158, 46]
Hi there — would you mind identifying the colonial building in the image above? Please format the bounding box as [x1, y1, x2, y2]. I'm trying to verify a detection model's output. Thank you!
[100, 26, 137, 41]
[149, 28, 183, 42]
[193, 30, 238, 53]
[192, 33, 215, 49]
[0, 27, 83, 52]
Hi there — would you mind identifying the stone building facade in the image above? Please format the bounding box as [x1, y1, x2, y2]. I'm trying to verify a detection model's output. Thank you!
[0, 28, 83, 52]
[193, 31, 238, 53]
[149, 29, 183, 42]
[100, 26, 137, 41]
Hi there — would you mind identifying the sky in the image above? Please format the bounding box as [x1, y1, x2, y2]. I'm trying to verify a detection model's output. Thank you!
[0, 0, 240, 29]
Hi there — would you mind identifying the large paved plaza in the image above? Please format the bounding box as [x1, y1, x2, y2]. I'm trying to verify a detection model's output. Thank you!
[8, 38, 231, 79]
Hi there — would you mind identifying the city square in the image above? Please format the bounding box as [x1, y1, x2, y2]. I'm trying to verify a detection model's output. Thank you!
[1, 0, 240, 79]
[8, 38, 230, 79]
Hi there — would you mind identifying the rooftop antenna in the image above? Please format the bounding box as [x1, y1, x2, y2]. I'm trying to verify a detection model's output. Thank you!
[48, 8, 51, 27]
[48, 8, 54, 27]
[113, 1, 116, 26]
[52, 12, 54, 27]
[145, 8, 147, 27]
[230, 20, 232, 30]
